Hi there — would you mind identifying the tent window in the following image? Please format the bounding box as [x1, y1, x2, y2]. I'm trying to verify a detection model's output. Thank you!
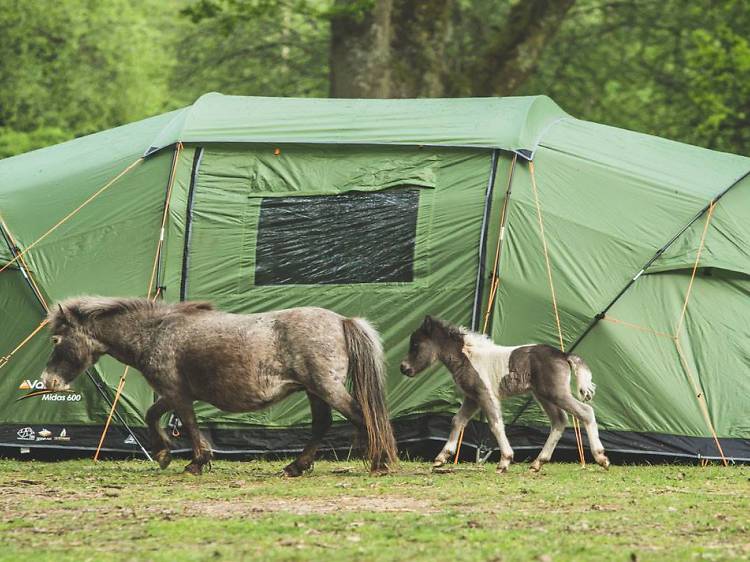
[255, 187, 420, 285]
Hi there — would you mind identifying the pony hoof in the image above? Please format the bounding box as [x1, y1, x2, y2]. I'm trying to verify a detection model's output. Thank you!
[154, 450, 172, 470]
[598, 456, 611, 470]
[370, 466, 390, 477]
[432, 459, 446, 469]
[496, 465, 509, 474]
[183, 463, 203, 476]
[283, 462, 311, 478]
[529, 462, 542, 473]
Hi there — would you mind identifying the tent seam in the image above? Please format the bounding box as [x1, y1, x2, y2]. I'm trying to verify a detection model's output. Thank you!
[527, 116, 574, 160]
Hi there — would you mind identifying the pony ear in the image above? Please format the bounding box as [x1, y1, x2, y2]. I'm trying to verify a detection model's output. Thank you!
[422, 315, 435, 333]
[57, 304, 73, 326]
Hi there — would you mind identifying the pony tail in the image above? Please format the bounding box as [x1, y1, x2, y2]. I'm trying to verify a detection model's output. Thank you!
[342, 317, 399, 472]
[567, 354, 596, 402]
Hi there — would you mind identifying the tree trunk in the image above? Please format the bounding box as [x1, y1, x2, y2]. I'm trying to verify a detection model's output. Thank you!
[471, 0, 576, 96]
[389, 0, 453, 98]
[329, 0, 393, 98]
[329, 0, 574, 98]
[329, 0, 452, 98]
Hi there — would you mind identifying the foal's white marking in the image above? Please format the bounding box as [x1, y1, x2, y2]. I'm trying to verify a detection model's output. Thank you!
[461, 332, 528, 397]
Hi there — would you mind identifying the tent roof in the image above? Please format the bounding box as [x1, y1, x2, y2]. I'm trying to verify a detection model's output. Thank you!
[0, 95, 569, 184]
[1, 92, 748, 201]
[145, 93, 569, 155]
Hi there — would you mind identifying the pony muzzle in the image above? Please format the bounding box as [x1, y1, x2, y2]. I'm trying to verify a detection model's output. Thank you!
[41, 371, 70, 392]
[400, 362, 415, 377]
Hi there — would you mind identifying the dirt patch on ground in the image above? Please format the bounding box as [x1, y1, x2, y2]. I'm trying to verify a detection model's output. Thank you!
[0, 481, 438, 520]
[183, 495, 438, 517]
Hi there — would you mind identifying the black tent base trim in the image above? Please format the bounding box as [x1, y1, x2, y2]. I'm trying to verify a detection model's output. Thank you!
[1, 416, 748, 464]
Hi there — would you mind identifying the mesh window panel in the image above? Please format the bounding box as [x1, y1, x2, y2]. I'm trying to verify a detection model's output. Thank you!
[255, 188, 420, 285]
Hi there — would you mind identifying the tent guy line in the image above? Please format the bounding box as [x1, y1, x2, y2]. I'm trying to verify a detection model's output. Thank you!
[506, 166, 750, 442]
[93, 143, 184, 462]
[0, 157, 144, 276]
[528, 161, 586, 465]
[481, 154, 518, 335]
[0, 214, 151, 459]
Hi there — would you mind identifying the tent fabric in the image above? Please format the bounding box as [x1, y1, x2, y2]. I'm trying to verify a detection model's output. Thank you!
[145, 93, 568, 155]
[1, 94, 749, 462]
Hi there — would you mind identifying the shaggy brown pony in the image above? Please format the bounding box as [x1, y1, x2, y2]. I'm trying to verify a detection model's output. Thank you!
[41, 296, 398, 475]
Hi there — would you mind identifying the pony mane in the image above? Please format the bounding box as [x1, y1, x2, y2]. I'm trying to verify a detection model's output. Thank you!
[429, 316, 494, 351]
[428, 317, 470, 341]
[172, 301, 215, 314]
[462, 330, 494, 348]
[48, 296, 214, 329]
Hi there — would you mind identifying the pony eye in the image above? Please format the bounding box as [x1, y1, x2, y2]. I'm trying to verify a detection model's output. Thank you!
[51, 336, 62, 345]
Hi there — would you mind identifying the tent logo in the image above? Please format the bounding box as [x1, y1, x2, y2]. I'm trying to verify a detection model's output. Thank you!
[54, 428, 71, 442]
[168, 414, 182, 438]
[18, 379, 45, 391]
[14, 427, 71, 442]
[16, 379, 81, 402]
[37, 428, 52, 440]
[16, 427, 35, 441]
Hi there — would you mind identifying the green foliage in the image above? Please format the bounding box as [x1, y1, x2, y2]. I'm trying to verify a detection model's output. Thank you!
[172, 0, 329, 104]
[0, 127, 71, 159]
[523, 0, 750, 153]
[0, 0, 747, 158]
[0, 0, 177, 157]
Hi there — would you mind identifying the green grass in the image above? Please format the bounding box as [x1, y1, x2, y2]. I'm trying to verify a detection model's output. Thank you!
[0, 458, 747, 561]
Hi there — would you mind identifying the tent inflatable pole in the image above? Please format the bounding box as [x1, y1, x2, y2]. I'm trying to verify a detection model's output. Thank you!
[567, 167, 750, 355]
[454, 152, 518, 464]
[470, 149, 501, 330]
[179, 147, 204, 302]
[147, 142, 183, 300]
[0, 217, 48, 312]
[467, 149, 500, 463]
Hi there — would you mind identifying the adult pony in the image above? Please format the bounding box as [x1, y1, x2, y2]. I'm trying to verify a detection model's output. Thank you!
[41, 297, 398, 475]
[400, 316, 609, 473]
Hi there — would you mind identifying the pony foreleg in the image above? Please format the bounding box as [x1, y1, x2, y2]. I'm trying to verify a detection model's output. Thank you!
[433, 397, 478, 468]
[173, 402, 213, 475]
[146, 397, 173, 469]
[284, 393, 333, 477]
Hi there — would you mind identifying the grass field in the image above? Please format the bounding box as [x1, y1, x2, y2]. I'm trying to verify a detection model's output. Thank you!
[0, 458, 747, 561]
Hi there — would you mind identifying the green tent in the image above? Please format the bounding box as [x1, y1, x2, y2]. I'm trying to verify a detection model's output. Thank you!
[1, 93, 748, 462]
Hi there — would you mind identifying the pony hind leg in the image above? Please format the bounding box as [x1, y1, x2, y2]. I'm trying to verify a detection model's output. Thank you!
[312, 382, 382, 472]
[557, 394, 610, 469]
[145, 397, 173, 470]
[283, 392, 333, 477]
[530, 396, 567, 472]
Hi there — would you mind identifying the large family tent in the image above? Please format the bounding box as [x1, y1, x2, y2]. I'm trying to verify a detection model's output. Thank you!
[1, 94, 748, 462]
